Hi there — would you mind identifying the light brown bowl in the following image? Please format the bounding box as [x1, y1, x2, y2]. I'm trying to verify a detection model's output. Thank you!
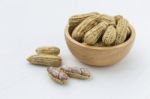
[65, 25, 136, 66]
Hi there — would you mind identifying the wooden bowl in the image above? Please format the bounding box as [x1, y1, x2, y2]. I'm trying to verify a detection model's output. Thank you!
[64, 25, 136, 66]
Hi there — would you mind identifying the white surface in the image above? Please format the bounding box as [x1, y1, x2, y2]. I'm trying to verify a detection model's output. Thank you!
[0, 0, 150, 99]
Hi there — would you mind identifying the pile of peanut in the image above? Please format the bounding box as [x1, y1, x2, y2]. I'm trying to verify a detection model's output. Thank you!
[68, 12, 131, 46]
[27, 46, 91, 85]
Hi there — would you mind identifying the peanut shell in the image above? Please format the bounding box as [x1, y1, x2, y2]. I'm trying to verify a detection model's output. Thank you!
[100, 14, 116, 25]
[114, 15, 123, 24]
[115, 18, 128, 44]
[69, 12, 99, 32]
[27, 55, 61, 67]
[102, 25, 116, 46]
[72, 15, 101, 41]
[83, 21, 108, 45]
[47, 67, 68, 84]
[36, 46, 60, 55]
[60, 66, 90, 79]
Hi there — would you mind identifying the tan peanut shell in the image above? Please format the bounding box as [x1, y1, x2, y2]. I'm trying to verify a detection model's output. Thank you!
[36, 46, 60, 55]
[69, 12, 99, 32]
[114, 15, 123, 24]
[60, 66, 90, 79]
[27, 55, 62, 67]
[83, 21, 108, 45]
[114, 15, 131, 41]
[47, 67, 68, 84]
[115, 18, 128, 44]
[72, 15, 101, 41]
[100, 14, 116, 25]
[102, 25, 116, 46]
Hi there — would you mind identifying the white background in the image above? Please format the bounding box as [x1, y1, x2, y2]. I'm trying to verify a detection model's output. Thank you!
[0, 0, 150, 99]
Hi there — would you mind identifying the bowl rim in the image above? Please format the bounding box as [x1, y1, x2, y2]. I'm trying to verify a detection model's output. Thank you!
[65, 24, 136, 50]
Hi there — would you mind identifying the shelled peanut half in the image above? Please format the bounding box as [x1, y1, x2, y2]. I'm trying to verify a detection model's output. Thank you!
[68, 12, 131, 47]
[27, 46, 62, 67]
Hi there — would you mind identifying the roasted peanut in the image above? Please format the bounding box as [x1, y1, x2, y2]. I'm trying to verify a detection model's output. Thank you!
[60, 66, 90, 79]
[47, 67, 68, 84]
[27, 55, 61, 67]
[69, 12, 99, 32]
[72, 15, 101, 41]
[102, 25, 116, 46]
[83, 21, 108, 45]
[115, 18, 128, 44]
[36, 46, 60, 55]
[101, 14, 116, 25]
[114, 15, 123, 24]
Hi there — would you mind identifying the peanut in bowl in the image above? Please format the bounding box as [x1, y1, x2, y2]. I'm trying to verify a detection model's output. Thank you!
[64, 24, 135, 66]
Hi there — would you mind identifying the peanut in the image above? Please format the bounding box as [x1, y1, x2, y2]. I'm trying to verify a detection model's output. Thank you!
[102, 25, 116, 46]
[115, 18, 128, 44]
[47, 67, 68, 84]
[115, 15, 131, 41]
[27, 55, 61, 67]
[69, 12, 99, 32]
[60, 66, 90, 79]
[83, 21, 108, 45]
[100, 14, 116, 25]
[72, 15, 101, 41]
[114, 15, 123, 24]
[36, 46, 60, 55]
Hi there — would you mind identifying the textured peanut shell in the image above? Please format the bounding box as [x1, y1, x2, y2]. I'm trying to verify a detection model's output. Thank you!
[48, 74, 66, 85]
[72, 15, 101, 41]
[102, 25, 116, 46]
[69, 12, 99, 32]
[115, 18, 128, 44]
[114, 15, 123, 24]
[83, 21, 108, 45]
[100, 14, 116, 25]
[36, 46, 60, 55]
[60, 67, 90, 79]
[67, 73, 89, 79]
[114, 15, 131, 42]
[47, 67, 68, 84]
[27, 55, 61, 67]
